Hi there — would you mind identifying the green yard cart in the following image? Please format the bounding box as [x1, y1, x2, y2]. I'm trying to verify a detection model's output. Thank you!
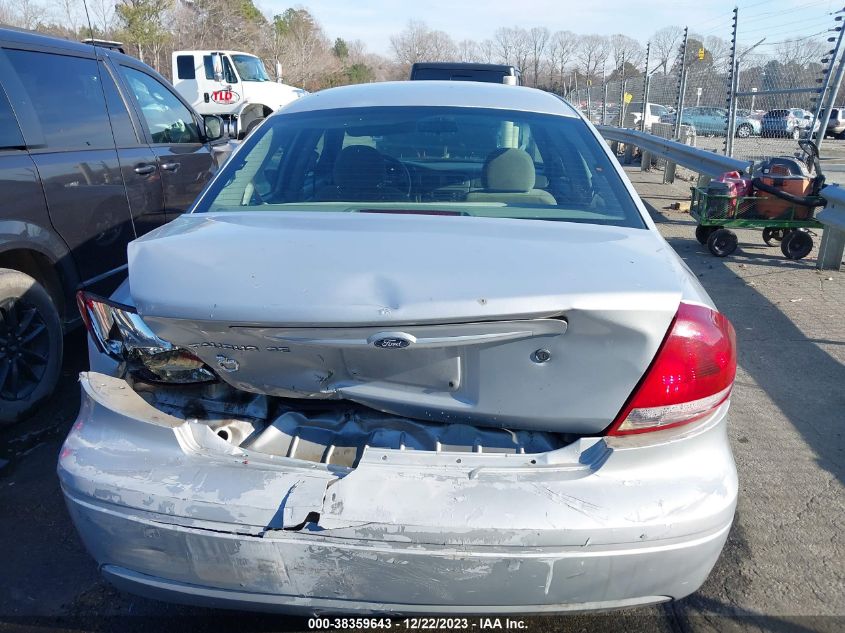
[690, 140, 826, 260]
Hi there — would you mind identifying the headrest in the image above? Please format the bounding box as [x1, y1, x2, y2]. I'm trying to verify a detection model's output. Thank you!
[482, 148, 536, 192]
[333, 145, 386, 190]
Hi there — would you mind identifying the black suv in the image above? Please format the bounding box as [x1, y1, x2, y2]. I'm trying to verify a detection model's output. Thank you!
[0, 28, 226, 423]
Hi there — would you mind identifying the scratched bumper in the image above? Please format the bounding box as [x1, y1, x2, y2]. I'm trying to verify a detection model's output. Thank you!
[58, 373, 737, 614]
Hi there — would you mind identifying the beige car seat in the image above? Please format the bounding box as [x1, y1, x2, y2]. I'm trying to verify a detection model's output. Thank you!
[466, 148, 557, 205]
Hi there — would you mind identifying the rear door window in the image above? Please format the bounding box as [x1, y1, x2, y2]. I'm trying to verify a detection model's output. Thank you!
[119, 66, 200, 144]
[99, 62, 139, 147]
[4, 49, 114, 150]
[0, 84, 24, 149]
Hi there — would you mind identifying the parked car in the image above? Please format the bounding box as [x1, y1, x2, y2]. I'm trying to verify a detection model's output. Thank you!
[410, 62, 521, 85]
[736, 108, 764, 121]
[61, 80, 739, 614]
[624, 101, 671, 132]
[761, 108, 818, 139]
[826, 107, 845, 138]
[661, 106, 760, 137]
[0, 27, 226, 424]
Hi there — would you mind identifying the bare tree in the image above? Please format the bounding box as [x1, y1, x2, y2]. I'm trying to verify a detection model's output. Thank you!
[511, 28, 531, 74]
[610, 34, 644, 72]
[527, 26, 549, 87]
[390, 20, 456, 67]
[88, 0, 118, 34]
[457, 39, 480, 62]
[703, 35, 730, 68]
[776, 38, 826, 68]
[14, 0, 43, 29]
[492, 27, 514, 65]
[651, 26, 682, 74]
[52, 0, 82, 33]
[493, 27, 531, 72]
[576, 34, 610, 80]
[478, 39, 495, 63]
[272, 8, 334, 89]
[546, 30, 577, 90]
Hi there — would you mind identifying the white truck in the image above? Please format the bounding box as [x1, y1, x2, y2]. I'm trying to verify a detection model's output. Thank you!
[172, 50, 305, 138]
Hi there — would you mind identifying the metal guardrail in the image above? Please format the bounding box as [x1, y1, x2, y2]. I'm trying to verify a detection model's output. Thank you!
[598, 125, 844, 270]
[816, 185, 845, 270]
[597, 125, 753, 177]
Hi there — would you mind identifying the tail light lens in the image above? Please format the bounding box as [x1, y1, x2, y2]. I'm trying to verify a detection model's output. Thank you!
[607, 302, 736, 436]
[77, 291, 216, 384]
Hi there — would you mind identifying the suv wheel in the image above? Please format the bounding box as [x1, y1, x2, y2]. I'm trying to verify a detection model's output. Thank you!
[792, 127, 801, 140]
[736, 123, 752, 138]
[0, 269, 62, 425]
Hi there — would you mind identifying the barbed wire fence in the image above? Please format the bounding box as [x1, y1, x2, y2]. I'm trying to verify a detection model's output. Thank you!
[570, 2, 845, 171]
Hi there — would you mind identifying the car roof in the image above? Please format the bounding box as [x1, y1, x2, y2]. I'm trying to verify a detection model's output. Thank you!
[279, 81, 579, 117]
[0, 25, 147, 67]
[0, 25, 97, 54]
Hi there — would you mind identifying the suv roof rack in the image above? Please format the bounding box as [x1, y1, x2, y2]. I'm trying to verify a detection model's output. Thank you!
[81, 38, 125, 53]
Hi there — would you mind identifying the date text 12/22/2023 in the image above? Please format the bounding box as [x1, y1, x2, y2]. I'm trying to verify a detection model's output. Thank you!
[308, 618, 529, 630]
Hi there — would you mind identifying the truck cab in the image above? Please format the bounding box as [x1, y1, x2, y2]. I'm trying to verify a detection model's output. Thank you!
[172, 51, 306, 138]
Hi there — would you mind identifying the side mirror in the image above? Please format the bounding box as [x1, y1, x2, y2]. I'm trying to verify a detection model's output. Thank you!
[203, 115, 225, 141]
[211, 52, 224, 83]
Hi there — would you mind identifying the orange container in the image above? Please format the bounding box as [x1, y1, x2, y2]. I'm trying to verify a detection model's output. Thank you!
[755, 164, 813, 219]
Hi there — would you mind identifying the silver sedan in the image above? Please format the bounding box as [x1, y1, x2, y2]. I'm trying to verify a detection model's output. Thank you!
[60, 80, 738, 614]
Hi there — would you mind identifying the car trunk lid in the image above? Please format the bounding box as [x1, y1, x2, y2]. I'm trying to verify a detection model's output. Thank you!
[128, 212, 685, 434]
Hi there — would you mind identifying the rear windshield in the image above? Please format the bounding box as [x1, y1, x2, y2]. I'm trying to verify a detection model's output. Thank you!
[197, 106, 643, 228]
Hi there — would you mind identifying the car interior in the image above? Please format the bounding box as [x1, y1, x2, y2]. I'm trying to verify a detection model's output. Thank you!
[206, 107, 643, 227]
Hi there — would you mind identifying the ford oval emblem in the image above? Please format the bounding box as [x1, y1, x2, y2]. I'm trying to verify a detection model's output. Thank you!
[373, 336, 412, 349]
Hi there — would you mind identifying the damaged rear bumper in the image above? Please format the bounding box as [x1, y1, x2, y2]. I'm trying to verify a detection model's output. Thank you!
[58, 373, 737, 615]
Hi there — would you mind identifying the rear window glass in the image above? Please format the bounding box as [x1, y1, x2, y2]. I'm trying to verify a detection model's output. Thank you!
[5, 49, 113, 150]
[99, 62, 138, 146]
[412, 68, 510, 83]
[197, 106, 644, 228]
[176, 55, 195, 80]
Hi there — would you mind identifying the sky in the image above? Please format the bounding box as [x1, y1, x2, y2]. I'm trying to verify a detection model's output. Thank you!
[256, 0, 839, 56]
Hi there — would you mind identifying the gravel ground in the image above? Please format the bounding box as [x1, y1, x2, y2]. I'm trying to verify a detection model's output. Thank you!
[0, 167, 842, 632]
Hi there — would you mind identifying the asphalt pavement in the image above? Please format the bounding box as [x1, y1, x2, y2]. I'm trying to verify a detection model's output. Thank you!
[0, 166, 842, 633]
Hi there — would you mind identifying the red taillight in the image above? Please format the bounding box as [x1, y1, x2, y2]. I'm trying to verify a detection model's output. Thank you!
[607, 302, 737, 436]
